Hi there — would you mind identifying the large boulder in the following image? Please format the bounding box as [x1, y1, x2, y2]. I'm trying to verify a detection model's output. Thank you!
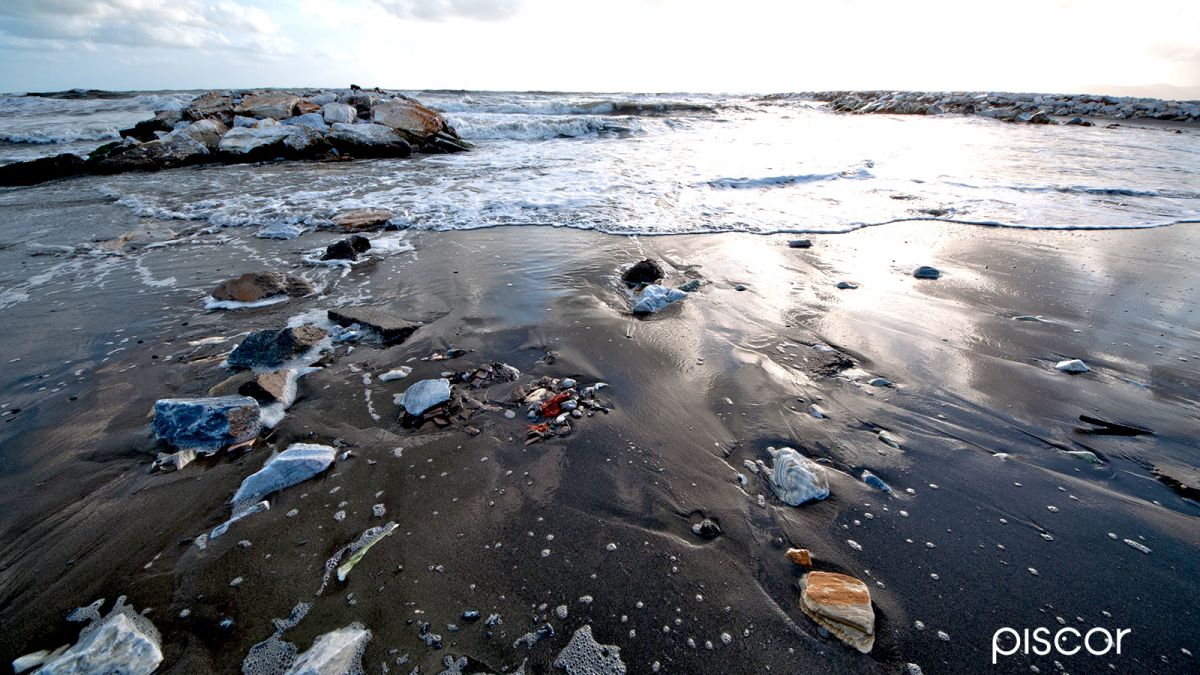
[183, 91, 234, 122]
[169, 118, 228, 152]
[281, 112, 328, 131]
[118, 110, 179, 142]
[234, 92, 300, 120]
[322, 102, 357, 124]
[227, 324, 328, 369]
[93, 134, 209, 173]
[151, 396, 261, 450]
[799, 571, 875, 653]
[326, 123, 411, 158]
[218, 126, 330, 162]
[371, 99, 448, 142]
[0, 153, 87, 186]
[210, 271, 313, 303]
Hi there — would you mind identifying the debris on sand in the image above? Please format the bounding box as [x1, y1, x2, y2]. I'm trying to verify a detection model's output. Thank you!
[764, 448, 830, 506]
[1054, 359, 1090, 374]
[861, 470, 894, 495]
[788, 239, 812, 249]
[318, 523, 399, 594]
[808, 404, 827, 419]
[799, 571, 875, 654]
[835, 281, 859, 290]
[35, 596, 162, 675]
[423, 348, 471, 361]
[450, 362, 520, 389]
[1063, 449, 1104, 465]
[621, 259, 664, 285]
[286, 623, 371, 674]
[514, 376, 612, 445]
[877, 430, 901, 449]
[553, 625, 627, 675]
[691, 516, 722, 539]
[632, 284, 686, 315]
[151, 395, 261, 451]
[913, 265, 941, 280]
[336, 522, 398, 582]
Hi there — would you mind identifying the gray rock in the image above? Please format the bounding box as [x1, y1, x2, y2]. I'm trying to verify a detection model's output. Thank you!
[788, 239, 813, 248]
[227, 324, 328, 369]
[1055, 359, 1090, 373]
[326, 122, 412, 158]
[168, 118, 228, 152]
[327, 307, 419, 344]
[210, 272, 313, 303]
[281, 112, 329, 131]
[151, 396, 260, 450]
[218, 126, 330, 161]
[913, 265, 941, 279]
[95, 134, 209, 172]
[232, 443, 336, 515]
[399, 379, 452, 416]
[322, 103, 357, 125]
[768, 448, 830, 506]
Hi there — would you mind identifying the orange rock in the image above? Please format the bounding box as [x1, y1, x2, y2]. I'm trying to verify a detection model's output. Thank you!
[799, 571, 875, 653]
[295, 100, 321, 115]
[787, 548, 812, 568]
[332, 208, 394, 232]
[371, 100, 446, 141]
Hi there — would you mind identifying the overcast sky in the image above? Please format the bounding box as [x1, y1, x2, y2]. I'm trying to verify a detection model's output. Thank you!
[1, 0, 1197, 96]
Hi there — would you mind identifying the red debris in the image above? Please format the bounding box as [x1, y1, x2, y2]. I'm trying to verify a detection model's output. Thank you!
[539, 391, 571, 418]
[527, 423, 550, 433]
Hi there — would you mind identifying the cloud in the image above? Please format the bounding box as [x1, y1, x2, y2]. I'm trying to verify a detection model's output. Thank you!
[372, 0, 523, 21]
[0, 0, 293, 54]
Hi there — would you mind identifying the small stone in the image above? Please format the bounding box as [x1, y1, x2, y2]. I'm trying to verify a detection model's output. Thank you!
[1055, 359, 1090, 374]
[799, 571, 875, 653]
[788, 239, 812, 248]
[913, 266, 941, 279]
[621, 259, 664, 285]
[787, 548, 812, 568]
[835, 281, 859, 289]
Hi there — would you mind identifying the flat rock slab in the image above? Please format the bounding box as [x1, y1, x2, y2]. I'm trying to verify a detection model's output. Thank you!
[232, 443, 335, 515]
[38, 597, 163, 675]
[328, 307, 419, 344]
[332, 208, 394, 232]
[286, 623, 371, 675]
[799, 571, 875, 653]
[151, 396, 260, 450]
[227, 324, 327, 369]
[239, 370, 292, 403]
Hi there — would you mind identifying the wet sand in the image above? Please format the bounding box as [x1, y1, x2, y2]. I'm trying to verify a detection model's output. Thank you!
[0, 211, 1198, 673]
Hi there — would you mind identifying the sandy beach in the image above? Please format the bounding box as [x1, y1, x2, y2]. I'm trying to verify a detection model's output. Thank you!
[1, 206, 1197, 672]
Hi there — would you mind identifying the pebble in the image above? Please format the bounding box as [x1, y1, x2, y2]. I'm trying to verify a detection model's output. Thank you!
[1055, 359, 1090, 373]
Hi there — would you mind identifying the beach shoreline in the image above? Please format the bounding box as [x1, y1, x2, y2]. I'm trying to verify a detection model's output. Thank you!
[0, 218, 1197, 673]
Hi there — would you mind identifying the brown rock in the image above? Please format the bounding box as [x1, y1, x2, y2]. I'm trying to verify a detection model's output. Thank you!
[296, 100, 321, 115]
[371, 100, 447, 141]
[185, 91, 234, 121]
[208, 371, 255, 397]
[787, 548, 812, 568]
[332, 208, 393, 232]
[211, 272, 313, 303]
[799, 571, 875, 653]
[239, 370, 292, 403]
[234, 92, 301, 120]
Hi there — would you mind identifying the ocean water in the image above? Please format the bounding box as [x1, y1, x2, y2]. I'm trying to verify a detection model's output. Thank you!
[0, 89, 1197, 236]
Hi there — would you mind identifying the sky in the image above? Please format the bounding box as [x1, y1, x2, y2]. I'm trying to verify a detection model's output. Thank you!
[0, 0, 1197, 97]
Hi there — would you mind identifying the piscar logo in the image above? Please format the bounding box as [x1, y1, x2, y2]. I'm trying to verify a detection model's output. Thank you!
[992, 627, 1131, 665]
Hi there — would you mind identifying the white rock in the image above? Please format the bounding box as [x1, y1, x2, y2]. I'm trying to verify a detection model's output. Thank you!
[284, 623, 371, 675]
[379, 366, 413, 382]
[398, 378, 451, 416]
[37, 598, 162, 675]
[231, 444, 335, 515]
[1055, 359, 1090, 373]
[768, 448, 830, 506]
[808, 404, 827, 419]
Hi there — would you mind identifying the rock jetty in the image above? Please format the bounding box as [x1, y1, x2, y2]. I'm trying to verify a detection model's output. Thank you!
[776, 90, 1200, 125]
[0, 85, 470, 187]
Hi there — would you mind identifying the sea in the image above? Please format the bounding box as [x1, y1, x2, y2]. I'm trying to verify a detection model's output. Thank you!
[1, 88, 1198, 236]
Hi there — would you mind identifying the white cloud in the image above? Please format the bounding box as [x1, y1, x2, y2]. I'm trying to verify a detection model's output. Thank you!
[0, 0, 293, 54]
[372, 0, 523, 21]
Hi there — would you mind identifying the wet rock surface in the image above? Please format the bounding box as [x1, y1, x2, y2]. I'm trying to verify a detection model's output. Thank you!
[327, 307, 420, 344]
[211, 272, 313, 303]
[799, 571, 876, 654]
[151, 395, 261, 450]
[227, 324, 327, 369]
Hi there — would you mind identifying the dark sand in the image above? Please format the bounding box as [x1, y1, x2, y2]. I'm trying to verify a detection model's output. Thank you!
[0, 210, 1198, 673]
